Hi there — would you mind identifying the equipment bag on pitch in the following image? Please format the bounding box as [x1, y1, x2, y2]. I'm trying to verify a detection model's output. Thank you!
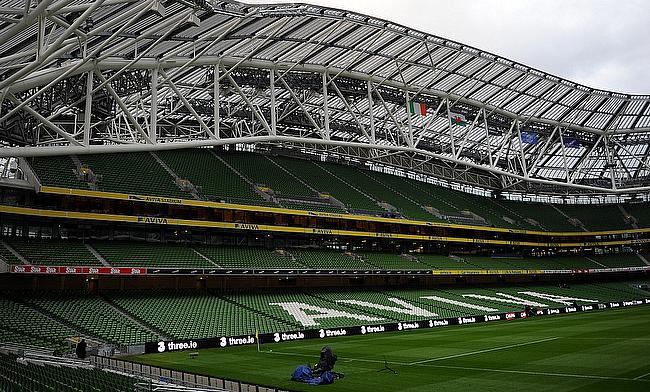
[291, 365, 335, 385]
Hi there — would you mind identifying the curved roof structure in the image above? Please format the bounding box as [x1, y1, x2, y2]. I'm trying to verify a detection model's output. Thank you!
[1, 0, 649, 195]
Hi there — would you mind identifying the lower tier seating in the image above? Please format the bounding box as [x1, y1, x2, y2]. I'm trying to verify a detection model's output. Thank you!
[1, 282, 648, 349]
[22, 294, 158, 345]
[0, 352, 136, 392]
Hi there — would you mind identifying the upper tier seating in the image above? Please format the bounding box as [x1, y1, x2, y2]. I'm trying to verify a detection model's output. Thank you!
[362, 171, 453, 220]
[156, 149, 268, 205]
[79, 152, 187, 198]
[321, 165, 437, 221]
[23, 149, 650, 231]
[556, 204, 631, 231]
[497, 200, 574, 231]
[624, 203, 650, 227]
[28, 156, 89, 189]
[270, 156, 383, 213]
[220, 152, 315, 198]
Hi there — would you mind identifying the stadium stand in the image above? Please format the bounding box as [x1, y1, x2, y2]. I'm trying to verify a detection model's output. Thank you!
[22, 294, 157, 346]
[276, 200, 345, 213]
[361, 171, 448, 222]
[0, 297, 77, 352]
[78, 152, 188, 198]
[290, 249, 373, 270]
[7, 238, 100, 266]
[415, 254, 480, 269]
[156, 149, 271, 206]
[589, 253, 646, 268]
[0, 352, 137, 392]
[623, 203, 650, 227]
[1, 236, 648, 271]
[359, 252, 431, 270]
[28, 156, 89, 190]
[193, 245, 301, 269]
[270, 157, 383, 213]
[220, 152, 315, 198]
[22, 149, 650, 233]
[0, 282, 648, 349]
[91, 241, 213, 268]
[322, 165, 435, 220]
[556, 204, 632, 231]
[0, 242, 23, 265]
[497, 200, 574, 231]
[107, 291, 298, 339]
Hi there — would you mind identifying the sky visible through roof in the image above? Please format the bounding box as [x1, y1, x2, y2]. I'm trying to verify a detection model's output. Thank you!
[245, 0, 650, 95]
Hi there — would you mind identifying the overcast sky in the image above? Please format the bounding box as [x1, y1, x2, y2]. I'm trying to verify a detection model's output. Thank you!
[245, 0, 650, 95]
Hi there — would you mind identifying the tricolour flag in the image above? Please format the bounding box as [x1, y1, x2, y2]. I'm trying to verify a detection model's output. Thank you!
[450, 112, 467, 126]
[408, 101, 427, 116]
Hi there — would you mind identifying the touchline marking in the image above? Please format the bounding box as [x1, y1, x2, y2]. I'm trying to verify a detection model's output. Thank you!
[634, 371, 650, 380]
[571, 337, 650, 341]
[265, 350, 409, 365]
[409, 337, 559, 365]
[419, 364, 649, 382]
[264, 349, 649, 382]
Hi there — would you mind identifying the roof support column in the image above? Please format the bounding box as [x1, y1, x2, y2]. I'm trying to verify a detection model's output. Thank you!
[323, 72, 330, 140]
[445, 98, 456, 157]
[483, 108, 494, 168]
[558, 129, 570, 183]
[213, 64, 220, 139]
[150, 66, 158, 144]
[367, 80, 375, 144]
[83, 70, 93, 146]
[516, 120, 528, 179]
[269, 69, 277, 136]
[405, 90, 414, 148]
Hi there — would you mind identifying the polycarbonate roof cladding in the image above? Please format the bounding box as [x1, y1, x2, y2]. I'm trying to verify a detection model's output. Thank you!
[0, 0, 648, 131]
[1, 0, 650, 195]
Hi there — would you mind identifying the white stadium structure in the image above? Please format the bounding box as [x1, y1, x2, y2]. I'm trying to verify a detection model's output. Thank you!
[1, 0, 649, 199]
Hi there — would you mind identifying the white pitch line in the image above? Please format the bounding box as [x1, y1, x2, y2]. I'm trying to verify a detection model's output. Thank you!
[634, 371, 650, 380]
[420, 363, 648, 382]
[264, 350, 409, 365]
[264, 349, 649, 382]
[409, 336, 559, 365]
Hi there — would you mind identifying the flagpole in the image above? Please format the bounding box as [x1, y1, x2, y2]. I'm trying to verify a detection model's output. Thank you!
[405, 90, 414, 147]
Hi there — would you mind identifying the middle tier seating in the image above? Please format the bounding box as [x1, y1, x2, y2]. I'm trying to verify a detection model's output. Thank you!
[7, 238, 100, 266]
[1, 236, 647, 271]
[92, 241, 213, 268]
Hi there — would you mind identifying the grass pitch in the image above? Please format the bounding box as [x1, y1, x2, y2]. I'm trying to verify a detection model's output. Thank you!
[128, 306, 650, 392]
